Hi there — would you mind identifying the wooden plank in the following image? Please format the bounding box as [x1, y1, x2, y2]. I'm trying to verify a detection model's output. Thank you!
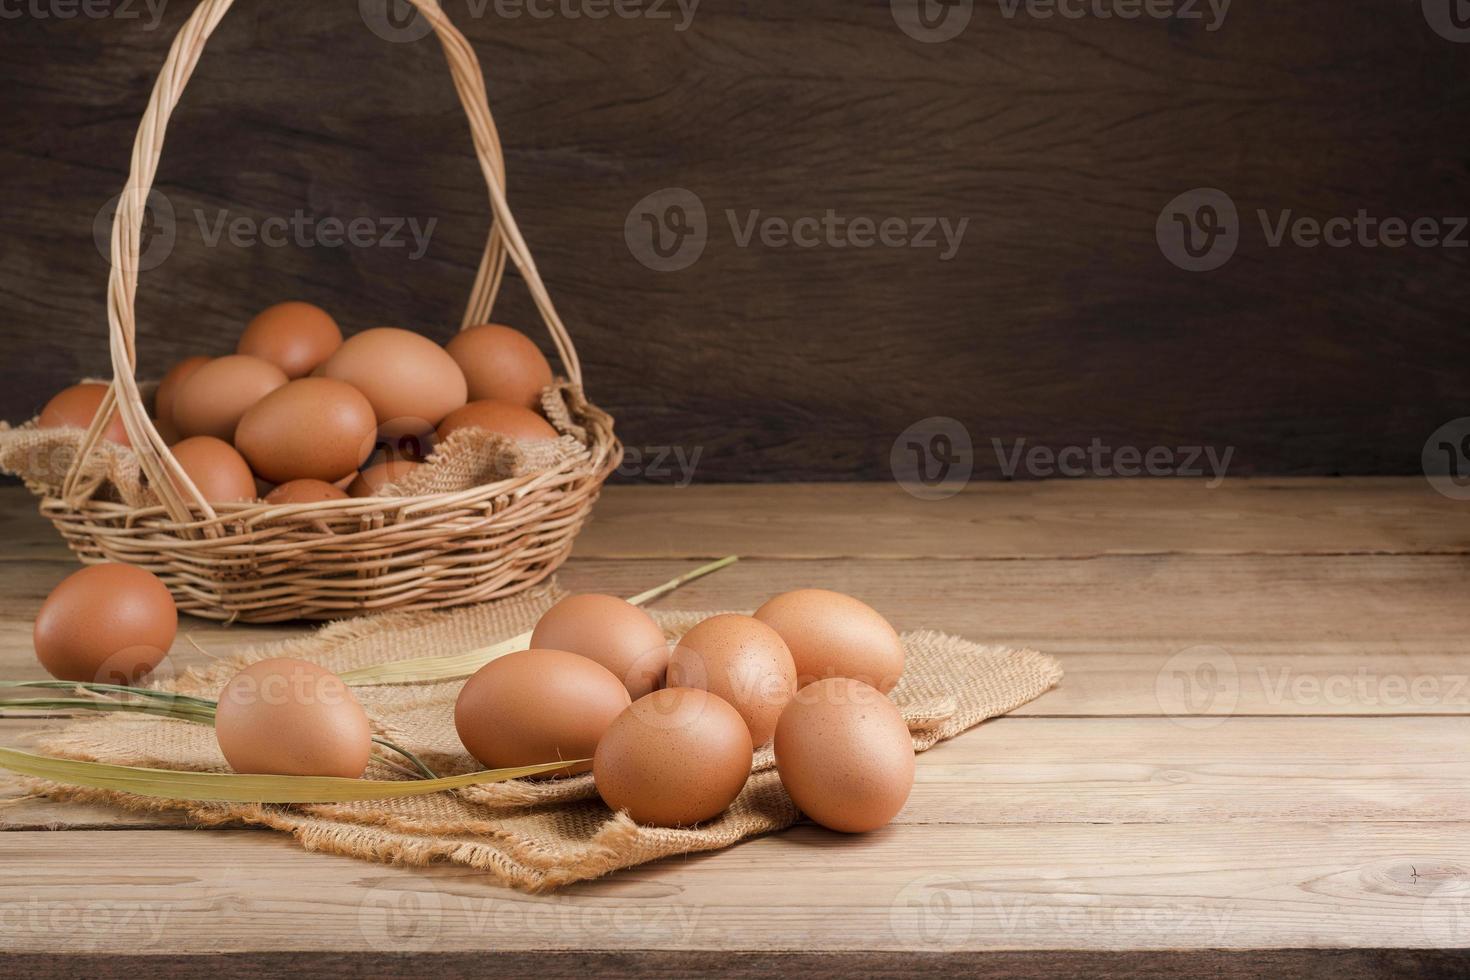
[0, 553, 1466, 716]
[5, 480, 1468, 563]
[2, 5, 1467, 481]
[2, 821, 1470, 954]
[4, 716, 1468, 830]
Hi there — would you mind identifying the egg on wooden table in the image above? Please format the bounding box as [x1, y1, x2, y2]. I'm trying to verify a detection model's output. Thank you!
[319, 327, 467, 444]
[38, 383, 130, 446]
[530, 593, 670, 699]
[214, 658, 372, 778]
[234, 378, 377, 484]
[454, 649, 630, 777]
[444, 323, 553, 409]
[755, 588, 906, 693]
[237, 301, 343, 379]
[773, 677, 915, 833]
[666, 614, 797, 746]
[170, 354, 287, 441]
[168, 436, 257, 503]
[32, 563, 177, 684]
[435, 399, 559, 443]
[593, 687, 753, 827]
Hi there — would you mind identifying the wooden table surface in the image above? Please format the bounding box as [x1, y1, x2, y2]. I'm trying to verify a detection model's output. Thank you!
[2, 478, 1468, 977]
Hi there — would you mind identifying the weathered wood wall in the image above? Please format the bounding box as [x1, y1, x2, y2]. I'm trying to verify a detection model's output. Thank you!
[2, 0, 1467, 482]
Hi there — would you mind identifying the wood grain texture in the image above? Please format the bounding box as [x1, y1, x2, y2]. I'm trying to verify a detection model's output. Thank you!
[2, 3, 1467, 481]
[1, 480, 1468, 972]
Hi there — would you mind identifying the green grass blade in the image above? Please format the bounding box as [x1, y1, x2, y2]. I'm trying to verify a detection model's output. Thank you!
[0, 746, 584, 803]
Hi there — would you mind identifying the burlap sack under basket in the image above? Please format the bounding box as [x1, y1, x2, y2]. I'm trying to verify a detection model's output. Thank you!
[27, 583, 1063, 892]
[0, 0, 618, 623]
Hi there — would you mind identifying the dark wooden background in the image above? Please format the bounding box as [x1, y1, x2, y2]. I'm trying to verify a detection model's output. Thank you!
[2, 0, 1467, 482]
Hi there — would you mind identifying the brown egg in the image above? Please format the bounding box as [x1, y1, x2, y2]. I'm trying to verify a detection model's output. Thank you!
[170, 354, 287, 440]
[320, 327, 467, 443]
[169, 436, 257, 503]
[454, 649, 631, 777]
[593, 687, 752, 827]
[32, 563, 177, 684]
[38, 383, 130, 446]
[347, 459, 423, 497]
[436, 399, 559, 443]
[214, 658, 372, 778]
[153, 355, 211, 425]
[774, 678, 915, 833]
[265, 479, 351, 505]
[754, 588, 906, 694]
[237, 301, 343, 379]
[234, 378, 376, 484]
[666, 614, 798, 747]
[530, 594, 669, 700]
[444, 323, 554, 409]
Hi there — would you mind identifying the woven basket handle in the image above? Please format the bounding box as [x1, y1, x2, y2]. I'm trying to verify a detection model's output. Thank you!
[64, 0, 584, 522]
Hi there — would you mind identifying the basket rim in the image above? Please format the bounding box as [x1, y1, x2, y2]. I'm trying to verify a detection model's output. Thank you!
[29, 391, 620, 536]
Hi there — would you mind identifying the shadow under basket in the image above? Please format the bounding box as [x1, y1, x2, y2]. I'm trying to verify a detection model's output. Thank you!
[16, 0, 622, 622]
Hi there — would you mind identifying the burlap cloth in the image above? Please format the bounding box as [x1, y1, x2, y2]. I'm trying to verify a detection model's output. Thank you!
[25, 582, 1061, 891]
[0, 381, 588, 505]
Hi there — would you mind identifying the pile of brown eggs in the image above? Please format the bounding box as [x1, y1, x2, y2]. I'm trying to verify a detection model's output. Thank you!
[33, 562, 915, 834]
[36, 302, 560, 503]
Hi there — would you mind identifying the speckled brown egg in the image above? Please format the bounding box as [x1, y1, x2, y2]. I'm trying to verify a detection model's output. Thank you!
[39, 383, 130, 446]
[234, 378, 376, 484]
[435, 399, 559, 443]
[214, 658, 372, 778]
[169, 436, 257, 503]
[454, 649, 631, 777]
[530, 594, 669, 699]
[153, 355, 211, 425]
[237, 301, 343, 379]
[264, 479, 351, 505]
[347, 459, 423, 497]
[666, 614, 797, 747]
[444, 323, 553, 410]
[754, 588, 906, 693]
[33, 563, 177, 684]
[320, 327, 467, 443]
[774, 677, 915, 833]
[593, 687, 752, 827]
[170, 354, 288, 440]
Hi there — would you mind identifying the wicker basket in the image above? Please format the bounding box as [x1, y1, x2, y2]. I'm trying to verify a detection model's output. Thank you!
[35, 0, 620, 623]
